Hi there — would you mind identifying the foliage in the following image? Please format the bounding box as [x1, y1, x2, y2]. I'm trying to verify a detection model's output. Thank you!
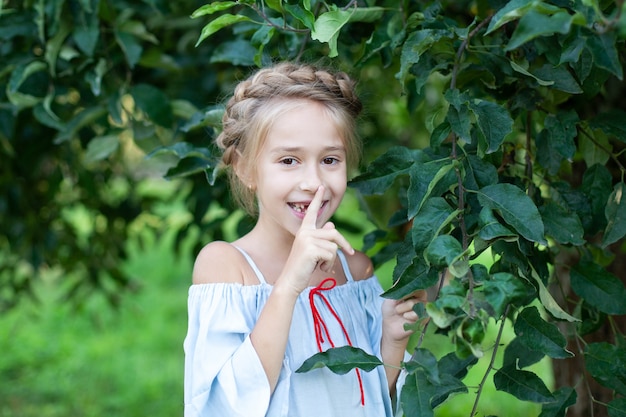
[0, 0, 235, 311]
[186, 0, 626, 416]
[2, 0, 626, 416]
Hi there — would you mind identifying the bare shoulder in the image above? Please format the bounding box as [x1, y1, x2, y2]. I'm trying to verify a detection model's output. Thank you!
[192, 241, 245, 285]
[345, 250, 375, 282]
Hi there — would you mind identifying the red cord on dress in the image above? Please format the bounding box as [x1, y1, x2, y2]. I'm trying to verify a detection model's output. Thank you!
[308, 277, 365, 406]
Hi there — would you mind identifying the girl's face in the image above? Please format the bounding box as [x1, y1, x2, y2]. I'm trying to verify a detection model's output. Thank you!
[251, 100, 348, 237]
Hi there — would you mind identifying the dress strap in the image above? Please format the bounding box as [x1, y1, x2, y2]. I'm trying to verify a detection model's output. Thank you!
[336, 249, 354, 282]
[232, 246, 268, 285]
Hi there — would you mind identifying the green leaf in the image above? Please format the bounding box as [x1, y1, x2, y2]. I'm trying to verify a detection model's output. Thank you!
[483, 272, 530, 316]
[382, 256, 439, 300]
[407, 160, 456, 218]
[405, 348, 440, 383]
[130, 84, 173, 127]
[582, 163, 612, 232]
[589, 110, 626, 144]
[510, 60, 555, 86]
[544, 110, 579, 159]
[6, 60, 47, 108]
[587, 32, 623, 80]
[584, 343, 626, 396]
[73, 13, 99, 56]
[494, 365, 554, 403]
[349, 147, 418, 195]
[570, 261, 626, 315]
[296, 346, 383, 375]
[533, 64, 582, 94]
[115, 31, 143, 68]
[539, 201, 585, 245]
[191, 1, 237, 18]
[84, 135, 120, 163]
[602, 182, 626, 247]
[311, 10, 352, 57]
[607, 397, 626, 417]
[210, 39, 257, 66]
[486, 0, 557, 34]
[445, 89, 471, 142]
[265, 0, 283, 13]
[579, 131, 611, 168]
[514, 306, 573, 359]
[539, 387, 577, 417]
[284, 3, 315, 29]
[469, 99, 514, 154]
[506, 10, 574, 51]
[424, 235, 464, 268]
[396, 29, 452, 88]
[476, 183, 546, 244]
[53, 106, 108, 144]
[400, 371, 436, 417]
[195, 14, 253, 46]
[164, 157, 217, 180]
[148, 142, 213, 160]
[503, 336, 546, 368]
[478, 207, 518, 242]
[529, 265, 579, 322]
[411, 197, 457, 252]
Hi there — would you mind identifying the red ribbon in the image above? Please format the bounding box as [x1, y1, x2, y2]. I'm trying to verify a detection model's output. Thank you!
[308, 277, 365, 406]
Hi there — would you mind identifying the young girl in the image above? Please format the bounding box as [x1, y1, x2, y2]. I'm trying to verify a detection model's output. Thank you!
[184, 62, 424, 417]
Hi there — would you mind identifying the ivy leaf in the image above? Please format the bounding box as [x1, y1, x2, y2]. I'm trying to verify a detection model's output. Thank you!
[476, 183, 546, 245]
[296, 346, 383, 375]
[405, 348, 440, 383]
[514, 306, 573, 359]
[383, 256, 438, 300]
[396, 29, 452, 88]
[494, 365, 554, 403]
[602, 182, 626, 247]
[539, 201, 585, 245]
[584, 343, 626, 396]
[570, 261, 626, 315]
[539, 387, 577, 417]
[469, 99, 514, 154]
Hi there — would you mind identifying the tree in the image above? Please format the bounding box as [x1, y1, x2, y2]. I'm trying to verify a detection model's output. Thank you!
[2, 0, 625, 416]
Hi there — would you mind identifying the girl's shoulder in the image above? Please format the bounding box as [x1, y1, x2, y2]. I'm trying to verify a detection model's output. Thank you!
[345, 249, 374, 282]
[192, 241, 250, 285]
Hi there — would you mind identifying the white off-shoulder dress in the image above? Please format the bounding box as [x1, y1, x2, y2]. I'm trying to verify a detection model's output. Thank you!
[184, 248, 399, 417]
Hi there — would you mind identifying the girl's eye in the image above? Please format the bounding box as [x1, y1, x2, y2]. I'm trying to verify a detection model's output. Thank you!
[280, 158, 297, 165]
[322, 157, 338, 165]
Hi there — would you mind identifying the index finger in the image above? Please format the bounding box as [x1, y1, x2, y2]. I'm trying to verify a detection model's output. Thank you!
[302, 185, 324, 229]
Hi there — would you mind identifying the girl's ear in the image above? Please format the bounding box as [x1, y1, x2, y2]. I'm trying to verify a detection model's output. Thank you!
[233, 153, 256, 190]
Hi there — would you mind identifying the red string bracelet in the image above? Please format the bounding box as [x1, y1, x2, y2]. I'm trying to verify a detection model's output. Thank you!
[308, 277, 365, 406]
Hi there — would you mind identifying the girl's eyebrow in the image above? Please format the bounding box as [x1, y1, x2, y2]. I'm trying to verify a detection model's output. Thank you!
[270, 145, 346, 154]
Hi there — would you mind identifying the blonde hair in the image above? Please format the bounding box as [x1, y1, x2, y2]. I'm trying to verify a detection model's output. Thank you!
[215, 62, 363, 216]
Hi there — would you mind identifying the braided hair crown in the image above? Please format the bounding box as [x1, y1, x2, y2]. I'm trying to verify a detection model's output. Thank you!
[215, 62, 363, 216]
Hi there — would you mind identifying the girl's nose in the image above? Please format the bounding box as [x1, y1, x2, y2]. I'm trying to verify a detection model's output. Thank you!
[298, 165, 323, 191]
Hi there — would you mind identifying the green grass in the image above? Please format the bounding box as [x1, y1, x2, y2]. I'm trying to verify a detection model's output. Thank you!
[0, 225, 192, 417]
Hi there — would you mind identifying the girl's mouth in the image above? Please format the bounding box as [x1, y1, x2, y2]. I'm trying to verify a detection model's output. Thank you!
[288, 201, 327, 215]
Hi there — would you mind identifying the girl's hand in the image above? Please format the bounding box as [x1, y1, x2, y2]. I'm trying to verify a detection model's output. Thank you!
[278, 186, 354, 295]
[381, 291, 427, 343]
